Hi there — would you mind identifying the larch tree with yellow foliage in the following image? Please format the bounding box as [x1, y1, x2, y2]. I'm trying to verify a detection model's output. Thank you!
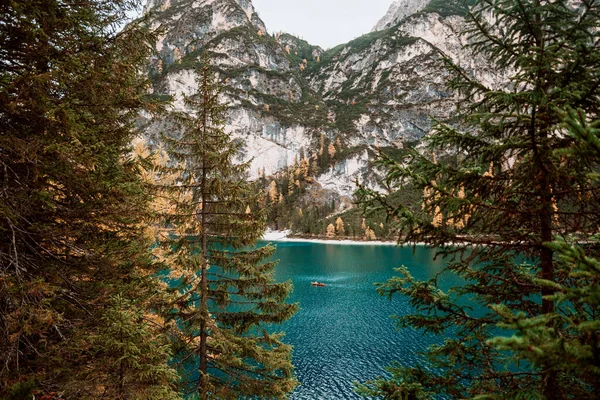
[326, 224, 336, 238]
[328, 142, 336, 159]
[268, 181, 279, 204]
[336, 217, 345, 236]
[155, 58, 298, 399]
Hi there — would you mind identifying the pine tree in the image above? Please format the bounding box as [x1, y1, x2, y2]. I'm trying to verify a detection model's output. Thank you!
[156, 59, 298, 399]
[0, 0, 178, 397]
[357, 0, 600, 398]
[79, 295, 180, 400]
[487, 110, 600, 399]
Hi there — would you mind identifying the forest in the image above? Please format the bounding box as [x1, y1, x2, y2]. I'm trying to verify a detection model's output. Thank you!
[1, 0, 599, 399]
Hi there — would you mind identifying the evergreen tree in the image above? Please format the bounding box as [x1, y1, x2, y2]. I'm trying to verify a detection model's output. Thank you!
[357, 0, 600, 398]
[78, 295, 180, 399]
[488, 110, 600, 399]
[0, 0, 179, 397]
[155, 59, 298, 399]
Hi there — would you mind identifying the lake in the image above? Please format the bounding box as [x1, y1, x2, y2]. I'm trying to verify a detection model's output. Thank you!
[266, 241, 459, 400]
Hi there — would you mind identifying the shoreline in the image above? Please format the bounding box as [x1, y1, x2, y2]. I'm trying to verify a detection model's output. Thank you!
[261, 230, 425, 247]
[260, 230, 541, 247]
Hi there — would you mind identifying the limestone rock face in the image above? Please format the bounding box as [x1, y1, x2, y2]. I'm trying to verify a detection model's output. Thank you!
[372, 0, 431, 32]
[143, 0, 499, 200]
[145, 0, 318, 178]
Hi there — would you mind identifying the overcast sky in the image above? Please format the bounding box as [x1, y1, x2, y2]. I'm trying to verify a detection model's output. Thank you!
[252, 0, 394, 49]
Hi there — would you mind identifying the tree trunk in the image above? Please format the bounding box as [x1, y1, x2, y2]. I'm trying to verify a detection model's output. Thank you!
[540, 208, 557, 397]
[199, 71, 209, 399]
[531, 1, 558, 394]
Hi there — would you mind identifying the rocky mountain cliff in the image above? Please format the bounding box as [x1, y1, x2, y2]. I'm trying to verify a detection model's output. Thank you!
[142, 0, 497, 229]
[372, 0, 431, 31]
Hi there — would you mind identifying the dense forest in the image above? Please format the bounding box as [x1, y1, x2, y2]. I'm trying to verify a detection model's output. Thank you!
[0, 1, 294, 398]
[1, 0, 599, 399]
[257, 142, 423, 241]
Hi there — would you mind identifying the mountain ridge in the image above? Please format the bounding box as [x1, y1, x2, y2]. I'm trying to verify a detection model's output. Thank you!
[141, 0, 497, 233]
[372, 0, 431, 32]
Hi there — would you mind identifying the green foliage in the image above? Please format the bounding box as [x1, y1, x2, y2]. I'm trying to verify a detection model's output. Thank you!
[355, 363, 433, 400]
[309, 185, 421, 240]
[316, 29, 392, 67]
[151, 25, 329, 130]
[422, 0, 478, 18]
[330, 101, 369, 132]
[76, 296, 180, 399]
[260, 165, 332, 234]
[257, 90, 328, 128]
[356, 0, 600, 398]
[258, 141, 421, 239]
[156, 58, 298, 399]
[317, 35, 418, 133]
[3, 380, 37, 400]
[338, 144, 369, 160]
[485, 111, 600, 399]
[280, 33, 322, 67]
[343, 30, 390, 56]
[146, 93, 174, 103]
[0, 0, 178, 397]
[158, 25, 282, 76]
[315, 33, 416, 74]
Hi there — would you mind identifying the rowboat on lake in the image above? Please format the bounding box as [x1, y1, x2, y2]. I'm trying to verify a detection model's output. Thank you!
[311, 281, 326, 287]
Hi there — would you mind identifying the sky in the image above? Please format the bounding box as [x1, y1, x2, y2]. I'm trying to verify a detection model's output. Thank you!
[252, 0, 394, 49]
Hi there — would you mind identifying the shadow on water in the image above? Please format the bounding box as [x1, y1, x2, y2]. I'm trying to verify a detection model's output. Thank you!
[263, 241, 459, 400]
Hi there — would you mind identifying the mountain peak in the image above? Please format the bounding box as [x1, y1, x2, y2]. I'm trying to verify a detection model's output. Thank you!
[372, 0, 430, 31]
[144, 0, 263, 29]
[144, 0, 267, 49]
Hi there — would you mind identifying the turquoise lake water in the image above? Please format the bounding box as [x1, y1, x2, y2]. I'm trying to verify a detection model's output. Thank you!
[266, 241, 459, 400]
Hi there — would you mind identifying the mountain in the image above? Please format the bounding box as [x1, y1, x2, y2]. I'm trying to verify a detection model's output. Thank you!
[144, 0, 317, 178]
[141, 0, 499, 234]
[372, 0, 430, 31]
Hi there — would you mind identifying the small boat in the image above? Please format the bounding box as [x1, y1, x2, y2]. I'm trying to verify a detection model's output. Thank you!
[311, 281, 326, 287]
